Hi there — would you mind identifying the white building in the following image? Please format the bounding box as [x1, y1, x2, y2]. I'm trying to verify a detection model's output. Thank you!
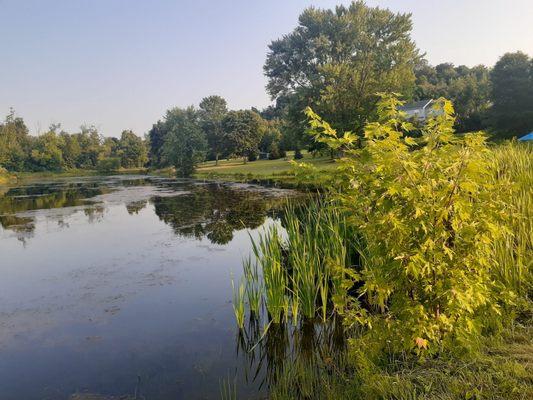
[398, 99, 435, 121]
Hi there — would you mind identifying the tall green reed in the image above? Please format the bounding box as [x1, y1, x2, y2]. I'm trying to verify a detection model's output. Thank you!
[491, 141, 532, 299]
[245, 199, 354, 325]
[251, 226, 288, 324]
[231, 276, 246, 329]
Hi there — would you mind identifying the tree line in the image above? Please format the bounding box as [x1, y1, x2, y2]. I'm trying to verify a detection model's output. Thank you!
[0, 110, 147, 173]
[147, 95, 287, 176]
[262, 1, 533, 149]
[2, 1, 532, 176]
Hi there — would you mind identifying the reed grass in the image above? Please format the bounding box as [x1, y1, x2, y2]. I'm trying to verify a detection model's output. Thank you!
[243, 256, 262, 315]
[244, 199, 354, 325]
[219, 375, 238, 400]
[491, 142, 532, 300]
[231, 276, 246, 329]
[251, 226, 287, 324]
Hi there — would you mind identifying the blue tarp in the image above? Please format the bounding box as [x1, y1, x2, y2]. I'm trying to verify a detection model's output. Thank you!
[518, 132, 533, 141]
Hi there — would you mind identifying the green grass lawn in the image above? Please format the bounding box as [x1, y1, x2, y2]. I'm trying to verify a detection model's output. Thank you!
[195, 151, 337, 180]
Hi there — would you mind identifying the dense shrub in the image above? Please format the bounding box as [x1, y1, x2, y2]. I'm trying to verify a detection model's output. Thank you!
[306, 94, 530, 355]
[96, 157, 121, 173]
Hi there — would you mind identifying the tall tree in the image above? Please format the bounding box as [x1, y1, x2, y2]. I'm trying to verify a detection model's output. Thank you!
[199, 95, 228, 165]
[222, 110, 264, 163]
[59, 130, 81, 169]
[161, 107, 207, 177]
[75, 125, 102, 168]
[118, 130, 148, 168]
[29, 130, 65, 171]
[148, 121, 167, 168]
[489, 51, 533, 137]
[264, 0, 420, 144]
[258, 119, 283, 159]
[0, 109, 30, 171]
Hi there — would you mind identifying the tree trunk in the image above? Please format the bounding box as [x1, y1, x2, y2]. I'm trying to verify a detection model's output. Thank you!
[215, 153, 219, 166]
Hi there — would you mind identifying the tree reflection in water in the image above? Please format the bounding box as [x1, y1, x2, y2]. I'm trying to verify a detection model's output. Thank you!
[152, 183, 287, 245]
[0, 178, 294, 246]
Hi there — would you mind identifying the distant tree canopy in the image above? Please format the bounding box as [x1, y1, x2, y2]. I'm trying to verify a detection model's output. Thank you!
[264, 0, 421, 148]
[117, 130, 148, 168]
[414, 61, 491, 132]
[489, 51, 533, 137]
[147, 95, 283, 174]
[0, 109, 30, 171]
[0, 110, 147, 172]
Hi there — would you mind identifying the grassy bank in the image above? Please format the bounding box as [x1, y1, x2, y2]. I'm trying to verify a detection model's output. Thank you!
[265, 322, 532, 400]
[5, 168, 150, 184]
[194, 151, 336, 184]
[0, 167, 17, 185]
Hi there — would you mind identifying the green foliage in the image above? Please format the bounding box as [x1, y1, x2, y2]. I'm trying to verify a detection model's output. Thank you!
[117, 130, 148, 168]
[490, 141, 532, 303]
[199, 95, 228, 164]
[489, 52, 533, 137]
[251, 225, 287, 324]
[231, 276, 246, 330]
[243, 256, 262, 315]
[245, 200, 355, 325]
[414, 61, 491, 132]
[161, 106, 207, 177]
[0, 167, 14, 185]
[0, 109, 30, 171]
[264, 0, 420, 146]
[29, 130, 65, 171]
[259, 119, 283, 159]
[306, 94, 530, 355]
[267, 323, 533, 400]
[0, 109, 149, 173]
[96, 157, 121, 173]
[222, 110, 264, 163]
[75, 125, 103, 168]
[147, 120, 167, 168]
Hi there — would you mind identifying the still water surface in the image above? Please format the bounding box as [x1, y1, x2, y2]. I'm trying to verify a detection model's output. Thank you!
[0, 176, 297, 399]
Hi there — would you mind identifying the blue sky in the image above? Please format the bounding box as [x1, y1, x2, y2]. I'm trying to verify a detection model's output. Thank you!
[1, 0, 532, 137]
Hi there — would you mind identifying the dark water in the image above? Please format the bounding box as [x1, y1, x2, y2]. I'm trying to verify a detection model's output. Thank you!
[0, 175, 303, 400]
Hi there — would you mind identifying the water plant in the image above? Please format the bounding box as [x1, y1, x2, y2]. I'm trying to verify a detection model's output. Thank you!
[243, 199, 355, 326]
[231, 276, 246, 330]
[243, 256, 262, 315]
[219, 375, 238, 400]
[251, 226, 287, 324]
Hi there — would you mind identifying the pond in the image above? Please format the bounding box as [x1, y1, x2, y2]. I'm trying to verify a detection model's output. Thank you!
[0, 175, 333, 399]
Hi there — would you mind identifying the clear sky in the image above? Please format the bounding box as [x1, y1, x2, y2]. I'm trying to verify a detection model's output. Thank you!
[1, 0, 532, 137]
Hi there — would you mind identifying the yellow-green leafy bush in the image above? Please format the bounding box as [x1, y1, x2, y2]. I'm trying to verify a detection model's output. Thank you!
[306, 94, 529, 354]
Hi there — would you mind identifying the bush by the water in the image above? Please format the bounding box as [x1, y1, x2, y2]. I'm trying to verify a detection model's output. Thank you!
[96, 157, 121, 173]
[235, 94, 532, 398]
[303, 95, 532, 354]
[0, 167, 13, 184]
